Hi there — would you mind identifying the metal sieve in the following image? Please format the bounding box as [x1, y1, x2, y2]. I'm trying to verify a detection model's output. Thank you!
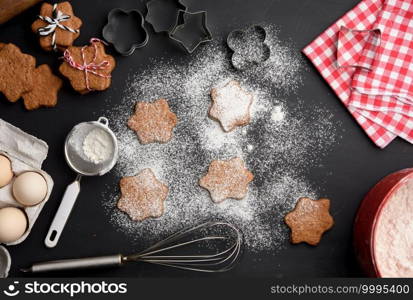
[0, 245, 11, 278]
[45, 117, 118, 248]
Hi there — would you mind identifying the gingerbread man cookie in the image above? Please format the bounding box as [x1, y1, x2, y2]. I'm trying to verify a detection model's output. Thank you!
[59, 38, 115, 94]
[22, 64, 62, 110]
[284, 197, 334, 246]
[199, 157, 254, 203]
[117, 169, 169, 222]
[32, 2, 82, 52]
[128, 98, 178, 144]
[209, 80, 254, 132]
[0, 43, 35, 102]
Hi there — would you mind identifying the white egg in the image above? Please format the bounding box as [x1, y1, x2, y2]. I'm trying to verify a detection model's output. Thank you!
[0, 207, 27, 243]
[13, 172, 48, 206]
[0, 155, 13, 188]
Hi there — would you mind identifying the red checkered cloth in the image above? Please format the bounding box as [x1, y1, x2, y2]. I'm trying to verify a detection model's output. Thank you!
[337, 27, 381, 70]
[303, 0, 397, 148]
[349, 0, 413, 143]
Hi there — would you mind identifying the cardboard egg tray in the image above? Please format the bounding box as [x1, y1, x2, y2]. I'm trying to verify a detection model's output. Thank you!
[0, 119, 54, 246]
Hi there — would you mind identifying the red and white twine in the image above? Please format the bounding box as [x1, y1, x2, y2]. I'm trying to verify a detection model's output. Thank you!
[62, 38, 111, 92]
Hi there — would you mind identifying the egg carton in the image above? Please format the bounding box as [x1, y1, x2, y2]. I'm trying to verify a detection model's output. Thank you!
[0, 119, 54, 246]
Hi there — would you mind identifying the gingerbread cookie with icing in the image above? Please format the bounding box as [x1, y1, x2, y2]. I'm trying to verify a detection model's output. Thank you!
[209, 80, 254, 132]
[59, 39, 115, 94]
[128, 98, 178, 144]
[32, 2, 82, 52]
[0, 43, 35, 102]
[284, 197, 334, 246]
[117, 169, 169, 222]
[199, 157, 254, 203]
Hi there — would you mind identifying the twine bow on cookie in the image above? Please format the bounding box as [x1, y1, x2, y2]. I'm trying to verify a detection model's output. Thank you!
[62, 38, 111, 92]
[37, 3, 79, 51]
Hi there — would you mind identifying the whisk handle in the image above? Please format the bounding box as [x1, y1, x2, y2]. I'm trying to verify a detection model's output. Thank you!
[22, 254, 123, 274]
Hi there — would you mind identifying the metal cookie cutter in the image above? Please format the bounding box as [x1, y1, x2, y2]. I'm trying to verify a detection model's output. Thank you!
[102, 9, 149, 56]
[169, 10, 212, 54]
[145, 0, 187, 33]
[227, 25, 270, 70]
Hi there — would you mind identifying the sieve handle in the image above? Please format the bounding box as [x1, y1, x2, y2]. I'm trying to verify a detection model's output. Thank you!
[45, 176, 81, 248]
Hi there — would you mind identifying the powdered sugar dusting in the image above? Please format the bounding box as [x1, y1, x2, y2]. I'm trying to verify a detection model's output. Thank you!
[101, 25, 340, 251]
[117, 168, 168, 222]
[199, 157, 254, 203]
[271, 105, 285, 123]
[210, 80, 254, 132]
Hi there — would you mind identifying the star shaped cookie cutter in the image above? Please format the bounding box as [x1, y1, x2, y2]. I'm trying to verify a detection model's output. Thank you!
[145, 0, 187, 33]
[169, 10, 213, 54]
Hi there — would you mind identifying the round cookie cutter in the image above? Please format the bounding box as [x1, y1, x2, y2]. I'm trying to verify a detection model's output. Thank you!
[45, 117, 118, 248]
[102, 9, 149, 56]
[0, 245, 11, 278]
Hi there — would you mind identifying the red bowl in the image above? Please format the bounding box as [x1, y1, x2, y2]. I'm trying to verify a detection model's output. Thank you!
[353, 168, 413, 277]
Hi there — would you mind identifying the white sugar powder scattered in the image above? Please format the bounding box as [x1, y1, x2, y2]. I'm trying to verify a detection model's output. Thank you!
[271, 105, 285, 123]
[101, 25, 340, 251]
[210, 80, 254, 131]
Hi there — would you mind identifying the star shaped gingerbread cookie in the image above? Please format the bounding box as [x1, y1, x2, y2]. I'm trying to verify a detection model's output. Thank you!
[117, 169, 169, 222]
[284, 197, 334, 246]
[128, 98, 178, 144]
[59, 39, 115, 94]
[32, 1, 82, 52]
[0, 43, 35, 102]
[22, 64, 62, 110]
[199, 157, 254, 203]
[209, 80, 254, 132]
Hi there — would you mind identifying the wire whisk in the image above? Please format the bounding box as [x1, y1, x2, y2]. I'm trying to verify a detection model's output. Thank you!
[125, 221, 242, 272]
[22, 222, 243, 274]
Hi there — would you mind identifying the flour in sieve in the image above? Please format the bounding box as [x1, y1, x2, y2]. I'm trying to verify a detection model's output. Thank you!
[101, 25, 340, 251]
[83, 128, 113, 164]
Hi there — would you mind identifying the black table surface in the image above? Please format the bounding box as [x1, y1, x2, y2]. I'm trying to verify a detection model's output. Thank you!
[1, 0, 411, 278]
